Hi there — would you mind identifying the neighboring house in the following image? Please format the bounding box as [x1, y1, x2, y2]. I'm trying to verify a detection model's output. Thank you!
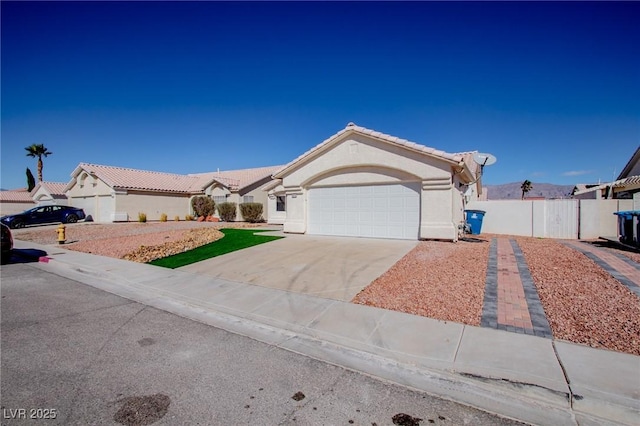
[264, 123, 481, 241]
[572, 146, 640, 201]
[189, 165, 283, 221]
[0, 189, 35, 216]
[64, 163, 281, 222]
[31, 181, 69, 205]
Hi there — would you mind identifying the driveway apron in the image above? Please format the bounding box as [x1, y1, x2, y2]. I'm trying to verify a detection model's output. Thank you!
[178, 235, 418, 302]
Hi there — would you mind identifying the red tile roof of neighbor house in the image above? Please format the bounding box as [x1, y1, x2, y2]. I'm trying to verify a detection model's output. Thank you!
[0, 189, 34, 203]
[274, 123, 477, 177]
[68, 163, 281, 194]
[30, 182, 68, 197]
[189, 165, 284, 190]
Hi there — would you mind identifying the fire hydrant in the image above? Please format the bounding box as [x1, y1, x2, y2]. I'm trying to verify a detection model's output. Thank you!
[56, 224, 66, 244]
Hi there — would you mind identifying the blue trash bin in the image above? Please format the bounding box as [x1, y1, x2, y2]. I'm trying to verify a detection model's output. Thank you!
[464, 210, 486, 235]
[613, 211, 639, 245]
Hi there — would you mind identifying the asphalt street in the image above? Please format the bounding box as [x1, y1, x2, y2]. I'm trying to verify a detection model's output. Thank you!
[0, 262, 525, 425]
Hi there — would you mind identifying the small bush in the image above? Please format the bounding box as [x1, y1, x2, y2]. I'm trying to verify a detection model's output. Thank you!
[138, 212, 147, 223]
[217, 202, 237, 222]
[185, 214, 194, 221]
[240, 202, 264, 223]
[160, 213, 168, 222]
[191, 196, 215, 218]
[174, 215, 180, 222]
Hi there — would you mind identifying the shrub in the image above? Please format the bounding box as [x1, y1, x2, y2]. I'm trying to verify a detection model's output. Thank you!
[185, 214, 194, 221]
[217, 202, 237, 222]
[138, 212, 147, 223]
[191, 196, 215, 218]
[160, 213, 168, 222]
[174, 215, 180, 222]
[240, 202, 264, 223]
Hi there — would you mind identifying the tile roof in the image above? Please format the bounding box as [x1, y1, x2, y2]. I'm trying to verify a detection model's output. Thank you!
[0, 189, 35, 203]
[69, 163, 281, 194]
[31, 181, 68, 197]
[189, 165, 284, 190]
[72, 163, 204, 193]
[274, 122, 470, 177]
[572, 175, 640, 195]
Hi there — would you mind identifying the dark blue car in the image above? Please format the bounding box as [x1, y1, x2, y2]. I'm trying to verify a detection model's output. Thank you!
[1, 205, 86, 229]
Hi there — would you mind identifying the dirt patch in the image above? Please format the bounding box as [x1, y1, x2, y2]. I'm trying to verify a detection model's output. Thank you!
[114, 393, 170, 426]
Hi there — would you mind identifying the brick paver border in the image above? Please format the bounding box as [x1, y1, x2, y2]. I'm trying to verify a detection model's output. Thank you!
[480, 238, 498, 329]
[509, 240, 553, 338]
[561, 241, 640, 298]
[481, 238, 552, 338]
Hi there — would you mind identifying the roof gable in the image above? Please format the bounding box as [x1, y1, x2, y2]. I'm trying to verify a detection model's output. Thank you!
[68, 163, 205, 193]
[30, 181, 68, 198]
[189, 165, 283, 191]
[274, 123, 471, 179]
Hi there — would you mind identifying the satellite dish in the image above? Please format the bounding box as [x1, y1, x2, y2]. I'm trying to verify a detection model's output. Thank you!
[472, 152, 497, 167]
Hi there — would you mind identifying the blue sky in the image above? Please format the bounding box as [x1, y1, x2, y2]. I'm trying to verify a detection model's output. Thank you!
[1, 1, 638, 189]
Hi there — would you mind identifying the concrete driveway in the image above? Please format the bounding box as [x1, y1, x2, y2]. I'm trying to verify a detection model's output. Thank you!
[179, 234, 418, 301]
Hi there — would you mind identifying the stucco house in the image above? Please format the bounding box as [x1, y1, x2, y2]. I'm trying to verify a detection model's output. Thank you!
[572, 146, 640, 202]
[64, 163, 281, 222]
[0, 189, 35, 216]
[0, 181, 68, 216]
[31, 181, 68, 205]
[264, 123, 481, 241]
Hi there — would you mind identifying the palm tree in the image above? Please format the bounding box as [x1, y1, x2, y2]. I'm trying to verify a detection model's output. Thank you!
[25, 144, 52, 182]
[521, 179, 533, 200]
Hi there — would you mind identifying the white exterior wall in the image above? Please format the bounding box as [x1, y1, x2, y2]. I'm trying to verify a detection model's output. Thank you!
[115, 192, 192, 221]
[467, 199, 635, 239]
[67, 176, 115, 222]
[579, 199, 633, 239]
[266, 196, 286, 224]
[278, 134, 462, 241]
[266, 184, 286, 225]
[467, 200, 534, 236]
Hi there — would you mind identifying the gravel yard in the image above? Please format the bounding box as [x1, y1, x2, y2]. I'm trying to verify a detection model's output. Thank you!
[354, 235, 640, 356]
[352, 239, 489, 326]
[12, 223, 640, 356]
[12, 222, 262, 263]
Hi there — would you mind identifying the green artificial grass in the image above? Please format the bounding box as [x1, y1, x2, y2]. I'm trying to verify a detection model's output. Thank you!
[149, 228, 283, 269]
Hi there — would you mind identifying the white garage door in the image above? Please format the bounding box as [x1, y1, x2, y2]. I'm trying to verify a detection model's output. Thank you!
[308, 183, 420, 240]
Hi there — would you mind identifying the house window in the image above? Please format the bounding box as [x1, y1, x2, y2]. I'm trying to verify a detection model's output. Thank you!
[243, 195, 254, 203]
[213, 195, 226, 205]
[276, 196, 286, 212]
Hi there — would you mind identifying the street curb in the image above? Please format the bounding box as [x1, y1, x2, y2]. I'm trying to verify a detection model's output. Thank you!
[30, 252, 639, 426]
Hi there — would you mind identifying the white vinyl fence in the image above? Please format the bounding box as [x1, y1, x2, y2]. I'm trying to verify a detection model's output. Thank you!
[466, 199, 633, 239]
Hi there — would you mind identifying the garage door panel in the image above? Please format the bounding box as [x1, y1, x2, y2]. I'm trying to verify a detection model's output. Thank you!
[308, 183, 420, 240]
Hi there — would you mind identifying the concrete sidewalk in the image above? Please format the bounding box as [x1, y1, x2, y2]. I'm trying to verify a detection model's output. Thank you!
[12, 240, 640, 426]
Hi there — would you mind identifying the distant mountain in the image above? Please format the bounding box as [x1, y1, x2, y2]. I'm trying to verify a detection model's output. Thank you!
[483, 182, 574, 200]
